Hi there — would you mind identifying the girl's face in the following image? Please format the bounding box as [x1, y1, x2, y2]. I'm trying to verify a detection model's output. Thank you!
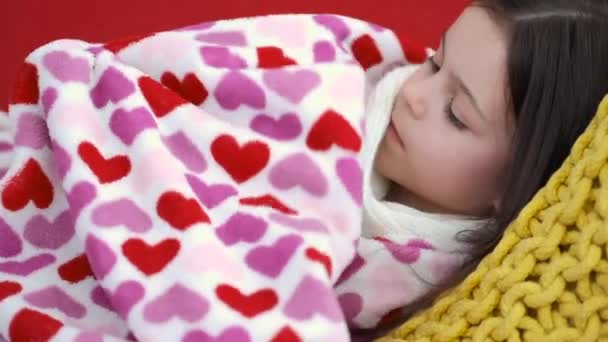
[374, 6, 514, 217]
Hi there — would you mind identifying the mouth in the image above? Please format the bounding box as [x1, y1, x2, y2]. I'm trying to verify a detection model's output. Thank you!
[387, 119, 405, 149]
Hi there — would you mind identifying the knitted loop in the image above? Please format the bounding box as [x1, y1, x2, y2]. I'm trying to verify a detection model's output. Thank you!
[379, 94, 608, 341]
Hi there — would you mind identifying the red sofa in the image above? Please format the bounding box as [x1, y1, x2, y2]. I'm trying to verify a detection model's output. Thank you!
[1, 0, 467, 110]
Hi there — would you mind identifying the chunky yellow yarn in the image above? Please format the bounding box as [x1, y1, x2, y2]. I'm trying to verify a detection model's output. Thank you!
[379, 94, 608, 342]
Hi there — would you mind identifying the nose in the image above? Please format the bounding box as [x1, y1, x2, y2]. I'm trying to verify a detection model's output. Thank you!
[401, 76, 430, 120]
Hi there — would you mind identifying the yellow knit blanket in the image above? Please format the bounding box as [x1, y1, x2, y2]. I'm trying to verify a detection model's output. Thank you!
[380, 93, 608, 341]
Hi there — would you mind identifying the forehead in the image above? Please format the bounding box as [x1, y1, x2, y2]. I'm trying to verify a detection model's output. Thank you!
[443, 6, 510, 127]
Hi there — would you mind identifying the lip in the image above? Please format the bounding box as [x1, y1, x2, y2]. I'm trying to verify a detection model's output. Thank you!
[387, 119, 405, 149]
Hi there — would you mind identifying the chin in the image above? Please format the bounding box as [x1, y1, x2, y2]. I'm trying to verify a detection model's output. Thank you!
[372, 151, 392, 180]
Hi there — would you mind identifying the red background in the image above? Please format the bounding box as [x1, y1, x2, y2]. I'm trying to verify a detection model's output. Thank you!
[0, 0, 468, 111]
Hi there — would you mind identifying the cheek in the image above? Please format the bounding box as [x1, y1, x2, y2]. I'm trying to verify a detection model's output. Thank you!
[444, 145, 501, 180]
[410, 136, 507, 202]
[413, 138, 469, 184]
[405, 123, 456, 167]
[443, 151, 508, 204]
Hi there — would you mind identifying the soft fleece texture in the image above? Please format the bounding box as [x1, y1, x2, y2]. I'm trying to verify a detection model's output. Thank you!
[0, 14, 471, 341]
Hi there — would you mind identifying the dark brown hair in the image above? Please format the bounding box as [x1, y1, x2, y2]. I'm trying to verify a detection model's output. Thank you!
[458, 0, 608, 267]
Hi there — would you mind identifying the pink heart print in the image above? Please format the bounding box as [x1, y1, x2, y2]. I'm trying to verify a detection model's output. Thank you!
[143, 284, 209, 323]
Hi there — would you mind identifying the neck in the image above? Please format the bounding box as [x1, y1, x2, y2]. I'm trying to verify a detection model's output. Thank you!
[384, 181, 493, 218]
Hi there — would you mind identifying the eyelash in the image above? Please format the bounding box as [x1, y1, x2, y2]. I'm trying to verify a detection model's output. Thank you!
[427, 56, 467, 131]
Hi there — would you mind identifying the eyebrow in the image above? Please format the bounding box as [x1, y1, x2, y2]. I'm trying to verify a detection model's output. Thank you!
[441, 32, 488, 123]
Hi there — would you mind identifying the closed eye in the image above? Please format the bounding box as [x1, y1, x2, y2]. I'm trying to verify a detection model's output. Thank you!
[427, 56, 468, 131]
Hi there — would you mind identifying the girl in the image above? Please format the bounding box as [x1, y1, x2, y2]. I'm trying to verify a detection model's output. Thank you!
[1, 1, 607, 341]
[348, 0, 608, 335]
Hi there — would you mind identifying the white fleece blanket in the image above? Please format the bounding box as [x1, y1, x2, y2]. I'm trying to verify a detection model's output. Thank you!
[0, 14, 476, 341]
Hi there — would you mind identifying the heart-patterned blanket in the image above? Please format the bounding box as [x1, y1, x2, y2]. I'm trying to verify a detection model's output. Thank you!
[0, 14, 429, 341]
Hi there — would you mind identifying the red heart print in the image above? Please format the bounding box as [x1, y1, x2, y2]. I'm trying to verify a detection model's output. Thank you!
[10, 62, 39, 105]
[257, 46, 297, 69]
[0, 281, 22, 302]
[306, 110, 361, 152]
[139, 76, 188, 118]
[122, 238, 180, 276]
[351, 34, 383, 70]
[211, 135, 270, 183]
[103, 33, 152, 53]
[161, 72, 209, 106]
[58, 254, 94, 283]
[305, 247, 332, 277]
[9, 308, 63, 342]
[271, 326, 302, 342]
[396, 34, 428, 64]
[239, 194, 298, 215]
[2, 158, 54, 211]
[78, 142, 131, 184]
[216, 284, 278, 318]
[156, 191, 210, 230]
